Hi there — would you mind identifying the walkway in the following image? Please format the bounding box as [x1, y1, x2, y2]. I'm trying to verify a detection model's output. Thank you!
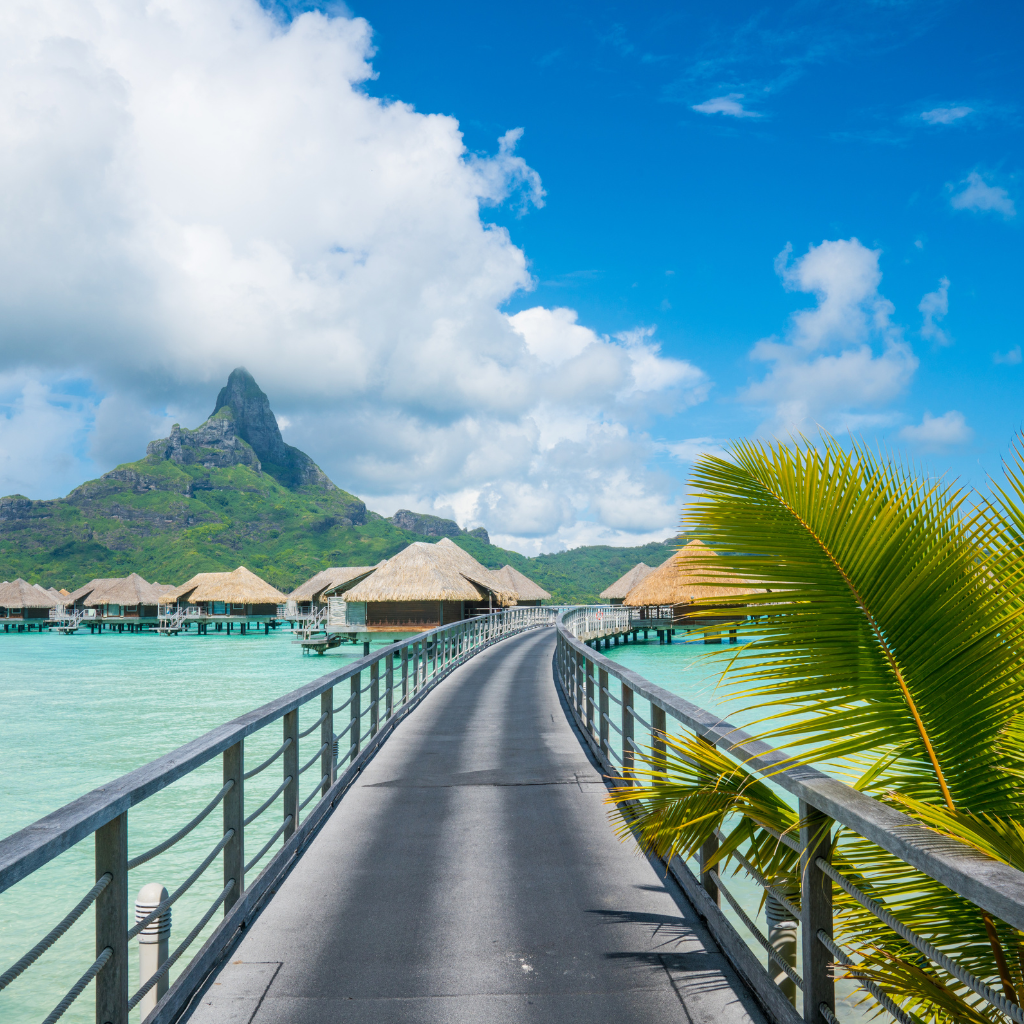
[186, 628, 765, 1024]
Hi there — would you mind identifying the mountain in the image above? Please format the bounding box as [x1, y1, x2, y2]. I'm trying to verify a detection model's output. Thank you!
[0, 369, 677, 600]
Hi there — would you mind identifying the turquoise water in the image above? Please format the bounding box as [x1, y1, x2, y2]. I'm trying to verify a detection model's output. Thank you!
[0, 627, 382, 1024]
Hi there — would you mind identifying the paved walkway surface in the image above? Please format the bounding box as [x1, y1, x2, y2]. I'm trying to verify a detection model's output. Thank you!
[187, 628, 766, 1024]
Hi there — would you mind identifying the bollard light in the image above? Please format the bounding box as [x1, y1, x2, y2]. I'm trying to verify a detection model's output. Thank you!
[135, 882, 171, 1017]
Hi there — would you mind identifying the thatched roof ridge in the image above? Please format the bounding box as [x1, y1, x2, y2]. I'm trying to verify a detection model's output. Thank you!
[343, 540, 517, 606]
[79, 573, 171, 607]
[0, 578, 58, 609]
[494, 564, 551, 601]
[599, 563, 655, 600]
[289, 565, 380, 603]
[184, 566, 286, 605]
[623, 540, 757, 607]
[45, 587, 65, 602]
[67, 578, 117, 603]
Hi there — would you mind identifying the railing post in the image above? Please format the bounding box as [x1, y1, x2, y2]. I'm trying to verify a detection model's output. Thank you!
[575, 651, 585, 717]
[402, 645, 409, 703]
[622, 683, 634, 776]
[385, 653, 394, 720]
[370, 660, 380, 737]
[350, 673, 362, 758]
[585, 658, 596, 740]
[651, 704, 667, 763]
[800, 801, 835, 1023]
[95, 811, 128, 1024]
[598, 667, 609, 757]
[697, 735, 719, 906]
[283, 709, 298, 839]
[321, 689, 334, 794]
[223, 740, 244, 912]
[432, 634, 438, 679]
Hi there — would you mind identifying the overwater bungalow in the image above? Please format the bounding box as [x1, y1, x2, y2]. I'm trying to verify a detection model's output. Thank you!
[623, 540, 756, 643]
[164, 566, 286, 634]
[599, 563, 655, 605]
[0, 579, 57, 631]
[491, 564, 551, 606]
[287, 565, 383, 622]
[332, 538, 516, 639]
[67, 574, 177, 632]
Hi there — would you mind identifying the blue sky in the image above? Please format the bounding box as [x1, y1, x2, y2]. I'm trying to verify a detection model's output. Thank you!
[351, 0, 1021, 478]
[0, 0, 1019, 552]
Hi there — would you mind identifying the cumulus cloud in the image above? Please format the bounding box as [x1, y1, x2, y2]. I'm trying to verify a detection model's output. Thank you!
[994, 346, 1022, 366]
[899, 411, 972, 450]
[0, 0, 706, 552]
[742, 239, 918, 436]
[950, 172, 1016, 217]
[919, 277, 951, 347]
[692, 94, 761, 118]
[921, 106, 972, 125]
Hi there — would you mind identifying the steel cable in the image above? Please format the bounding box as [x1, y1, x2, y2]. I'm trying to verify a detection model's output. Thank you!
[245, 816, 293, 874]
[243, 776, 293, 827]
[41, 946, 112, 1024]
[128, 781, 233, 870]
[0, 873, 112, 992]
[243, 738, 292, 780]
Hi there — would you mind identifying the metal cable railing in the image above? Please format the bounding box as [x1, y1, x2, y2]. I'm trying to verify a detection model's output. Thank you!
[555, 606, 1024, 1024]
[127, 782, 233, 870]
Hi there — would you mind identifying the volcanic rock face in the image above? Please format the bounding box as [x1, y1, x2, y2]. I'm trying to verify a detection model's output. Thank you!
[147, 367, 336, 491]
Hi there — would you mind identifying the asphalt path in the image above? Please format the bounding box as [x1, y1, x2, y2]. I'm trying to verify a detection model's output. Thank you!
[186, 627, 766, 1024]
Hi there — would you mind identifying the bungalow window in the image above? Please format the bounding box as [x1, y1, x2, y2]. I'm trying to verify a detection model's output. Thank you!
[106, 604, 121, 617]
[212, 601, 227, 615]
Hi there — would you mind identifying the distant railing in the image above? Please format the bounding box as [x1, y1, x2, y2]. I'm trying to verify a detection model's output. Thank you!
[0, 605, 556, 1024]
[555, 607, 1024, 1024]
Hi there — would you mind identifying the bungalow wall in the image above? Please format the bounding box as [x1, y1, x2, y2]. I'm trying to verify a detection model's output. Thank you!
[365, 601, 465, 630]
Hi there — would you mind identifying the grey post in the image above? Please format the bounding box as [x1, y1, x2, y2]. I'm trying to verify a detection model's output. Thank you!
[95, 811, 128, 1024]
[283, 709, 299, 841]
[321, 689, 333, 794]
[223, 741, 244, 912]
[800, 800, 835, 1023]
[585, 658, 596, 740]
[385, 653, 394, 720]
[401, 645, 409, 704]
[369, 660, 380, 737]
[621, 682, 635, 775]
[350, 673, 361, 758]
[651, 704, 667, 764]
[135, 882, 170, 1017]
[698, 736, 720, 906]
[598, 667, 610, 757]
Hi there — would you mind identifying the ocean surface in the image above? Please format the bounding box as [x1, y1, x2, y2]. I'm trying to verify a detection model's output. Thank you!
[1, 625, 877, 1023]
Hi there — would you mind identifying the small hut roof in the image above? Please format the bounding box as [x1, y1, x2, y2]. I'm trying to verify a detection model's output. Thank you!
[290, 566, 380, 603]
[66, 578, 117, 604]
[623, 540, 757, 607]
[77, 573, 171, 607]
[177, 567, 286, 605]
[44, 587, 65, 602]
[494, 564, 551, 601]
[58, 588, 70, 597]
[0, 578, 58, 609]
[343, 539, 517, 606]
[599, 563, 655, 600]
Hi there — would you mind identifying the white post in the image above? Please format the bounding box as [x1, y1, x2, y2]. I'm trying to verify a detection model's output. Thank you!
[135, 882, 170, 1016]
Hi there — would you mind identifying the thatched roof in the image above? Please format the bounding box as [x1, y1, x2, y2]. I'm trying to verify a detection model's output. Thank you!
[74, 573, 172, 607]
[600, 562, 655, 600]
[290, 565, 383, 603]
[172, 566, 286, 605]
[493, 564, 551, 601]
[623, 540, 757, 607]
[44, 587, 65, 602]
[343, 538, 517, 606]
[0, 578, 58, 609]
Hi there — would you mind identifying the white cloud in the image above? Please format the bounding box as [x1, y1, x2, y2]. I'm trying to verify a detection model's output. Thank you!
[0, 0, 706, 552]
[921, 106, 972, 125]
[899, 411, 972, 450]
[918, 277, 951, 347]
[742, 239, 919, 436]
[665, 437, 729, 463]
[994, 346, 1022, 366]
[692, 94, 761, 118]
[950, 172, 1016, 217]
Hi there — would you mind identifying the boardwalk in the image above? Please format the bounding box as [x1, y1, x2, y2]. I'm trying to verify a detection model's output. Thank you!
[187, 628, 765, 1024]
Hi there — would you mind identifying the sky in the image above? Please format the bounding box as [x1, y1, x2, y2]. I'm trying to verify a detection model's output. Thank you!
[0, 0, 1019, 554]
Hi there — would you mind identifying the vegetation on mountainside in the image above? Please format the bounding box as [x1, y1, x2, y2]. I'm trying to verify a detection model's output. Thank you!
[609, 436, 1024, 1023]
[0, 454, 677, 599]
